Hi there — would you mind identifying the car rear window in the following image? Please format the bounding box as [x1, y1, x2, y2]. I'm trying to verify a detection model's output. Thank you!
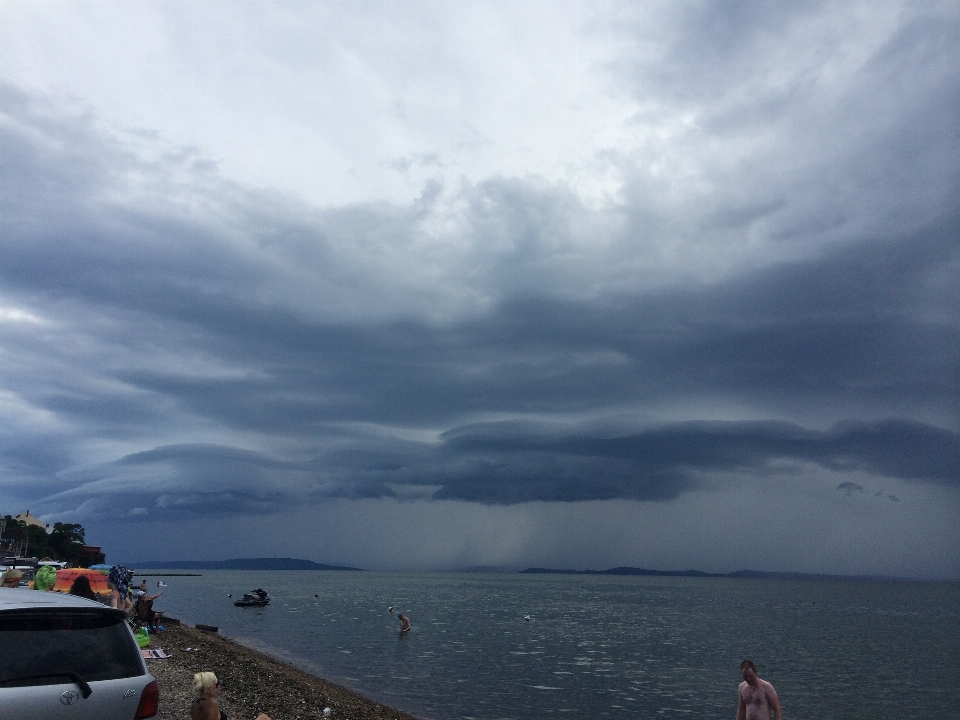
[0, 610, 143, 686]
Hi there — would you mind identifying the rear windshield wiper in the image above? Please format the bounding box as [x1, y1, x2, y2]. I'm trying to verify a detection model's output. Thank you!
[0, 672, 92, 698]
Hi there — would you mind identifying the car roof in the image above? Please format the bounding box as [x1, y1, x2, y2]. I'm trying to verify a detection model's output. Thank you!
[0, 588, 122, 615]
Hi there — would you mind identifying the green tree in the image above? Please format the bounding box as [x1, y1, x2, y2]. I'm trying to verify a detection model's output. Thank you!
[25, 524, 50, 557]
[49, 522, 86, 564]
[1, 517, 27, 539]
[1, 517, 48, 557]
[3, 518, 102, 565]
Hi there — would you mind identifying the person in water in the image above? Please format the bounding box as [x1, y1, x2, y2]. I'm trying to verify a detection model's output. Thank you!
[191, 671, 271, 720]
[397, 613, 411, 632]
[737, 660, 782, 720]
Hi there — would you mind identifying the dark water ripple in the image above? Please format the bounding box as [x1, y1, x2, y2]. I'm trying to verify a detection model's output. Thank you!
[148, 571, 959, 720]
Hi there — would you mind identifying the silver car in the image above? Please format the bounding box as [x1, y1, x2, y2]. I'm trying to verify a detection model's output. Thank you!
[0, 588, 158, 719]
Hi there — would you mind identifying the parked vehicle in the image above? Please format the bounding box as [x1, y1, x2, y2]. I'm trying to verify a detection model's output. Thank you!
[38, 558, 70, 569]
[0, 588, 158, 719]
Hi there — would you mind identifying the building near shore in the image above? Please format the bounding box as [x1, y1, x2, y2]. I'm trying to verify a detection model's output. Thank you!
[14, 511, 51, 533]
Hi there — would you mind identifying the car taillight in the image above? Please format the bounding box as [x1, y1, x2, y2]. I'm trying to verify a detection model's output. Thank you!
[133, 680, 159, 719]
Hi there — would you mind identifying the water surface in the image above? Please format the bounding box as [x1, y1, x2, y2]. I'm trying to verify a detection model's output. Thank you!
[145, 570, 959, 719]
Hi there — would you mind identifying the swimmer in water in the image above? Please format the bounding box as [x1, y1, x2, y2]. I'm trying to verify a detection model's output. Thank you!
[388, 606, 394, 614]
[398, 613, 411, 632]
[737, 660, 782, 720]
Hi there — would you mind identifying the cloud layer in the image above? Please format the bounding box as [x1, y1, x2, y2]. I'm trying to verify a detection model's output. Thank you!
[1, 1, 958, 575]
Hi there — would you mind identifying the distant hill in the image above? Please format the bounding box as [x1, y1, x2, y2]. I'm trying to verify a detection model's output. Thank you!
[520, 566, 724, 577]
[130, 557, 363, 571]
[520, 567, 901, 581]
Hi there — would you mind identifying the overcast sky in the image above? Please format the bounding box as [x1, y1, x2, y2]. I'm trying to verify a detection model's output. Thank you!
[2, 1, 958, 578]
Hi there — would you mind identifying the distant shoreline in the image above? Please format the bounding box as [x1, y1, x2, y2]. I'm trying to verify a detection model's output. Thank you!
[133, 572, 202, 576]
[122, 557, 936, 582]
[519, 566, 914, 582]
[128, 557, 363, 571]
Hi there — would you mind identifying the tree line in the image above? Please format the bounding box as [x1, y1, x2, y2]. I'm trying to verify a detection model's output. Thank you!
[1, 516, 105, 566]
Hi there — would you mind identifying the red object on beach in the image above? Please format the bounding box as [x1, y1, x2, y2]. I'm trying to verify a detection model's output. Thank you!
[53, 568, 110, 594]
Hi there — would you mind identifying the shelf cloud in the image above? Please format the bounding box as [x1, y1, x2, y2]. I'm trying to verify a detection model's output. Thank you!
[2, 1, 958, 576]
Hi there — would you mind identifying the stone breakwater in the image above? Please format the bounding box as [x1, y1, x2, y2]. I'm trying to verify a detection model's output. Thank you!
[146, 622, 420, 720]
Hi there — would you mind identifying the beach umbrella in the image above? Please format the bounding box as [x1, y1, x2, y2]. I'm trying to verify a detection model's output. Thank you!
[54, 568, 110, 595]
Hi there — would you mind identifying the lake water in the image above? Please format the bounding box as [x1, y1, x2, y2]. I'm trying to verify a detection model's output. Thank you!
[143, 570, 959, 719]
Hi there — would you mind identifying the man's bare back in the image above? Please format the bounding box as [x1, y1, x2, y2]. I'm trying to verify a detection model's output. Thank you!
[737, 663, 782, 720]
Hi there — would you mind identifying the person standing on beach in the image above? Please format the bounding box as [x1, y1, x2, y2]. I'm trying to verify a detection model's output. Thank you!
[105, 581, 122, 608]
[737, 660, 782, 720]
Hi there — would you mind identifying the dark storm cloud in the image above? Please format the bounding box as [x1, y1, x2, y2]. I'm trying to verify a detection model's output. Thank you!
[2, 50, 958, 521]
[45, 416, 959, 513]
[429, 418, 959, 503]
[61, 217, 959, 435]
[54, 201, 959, 426]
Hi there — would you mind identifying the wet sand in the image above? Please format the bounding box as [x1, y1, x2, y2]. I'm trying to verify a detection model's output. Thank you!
[145, 622, 420, 720]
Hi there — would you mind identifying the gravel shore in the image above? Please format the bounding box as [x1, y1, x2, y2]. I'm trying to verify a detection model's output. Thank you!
[144, 621, 420, 720]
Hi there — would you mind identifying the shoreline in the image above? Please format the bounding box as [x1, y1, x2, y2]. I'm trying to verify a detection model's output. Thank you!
[146, 622, 420, 720]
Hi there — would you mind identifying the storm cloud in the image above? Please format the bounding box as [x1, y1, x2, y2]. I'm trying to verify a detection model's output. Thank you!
[1, 1, 958, 576]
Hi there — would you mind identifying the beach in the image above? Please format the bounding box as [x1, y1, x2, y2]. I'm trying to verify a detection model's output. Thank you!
[146, 622, 419, 720]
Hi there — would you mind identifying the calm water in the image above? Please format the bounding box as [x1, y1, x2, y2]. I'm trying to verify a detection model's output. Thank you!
[144, 571, 959, 720]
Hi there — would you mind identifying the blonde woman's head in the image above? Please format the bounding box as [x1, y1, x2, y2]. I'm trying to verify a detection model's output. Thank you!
[193, 672, 219, 698]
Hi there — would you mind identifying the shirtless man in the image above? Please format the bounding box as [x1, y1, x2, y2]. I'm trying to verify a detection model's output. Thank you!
[397, 613, 411, 632]
[737, 660, 782, 720]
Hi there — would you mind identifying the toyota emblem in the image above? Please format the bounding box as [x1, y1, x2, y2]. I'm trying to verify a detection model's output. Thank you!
[60, 690, 79, 705]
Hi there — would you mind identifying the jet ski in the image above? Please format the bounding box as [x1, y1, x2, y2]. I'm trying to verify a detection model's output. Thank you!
[233, 588, 270, 607]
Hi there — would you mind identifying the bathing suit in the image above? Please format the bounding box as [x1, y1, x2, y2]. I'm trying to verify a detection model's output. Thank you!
[192, 697, 229, 720]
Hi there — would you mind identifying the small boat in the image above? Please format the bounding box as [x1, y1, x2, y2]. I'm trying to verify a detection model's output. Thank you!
[233, 588, 270, 607]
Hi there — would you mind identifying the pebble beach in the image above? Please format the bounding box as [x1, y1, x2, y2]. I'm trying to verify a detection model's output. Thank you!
[145, 622, 419, 720]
